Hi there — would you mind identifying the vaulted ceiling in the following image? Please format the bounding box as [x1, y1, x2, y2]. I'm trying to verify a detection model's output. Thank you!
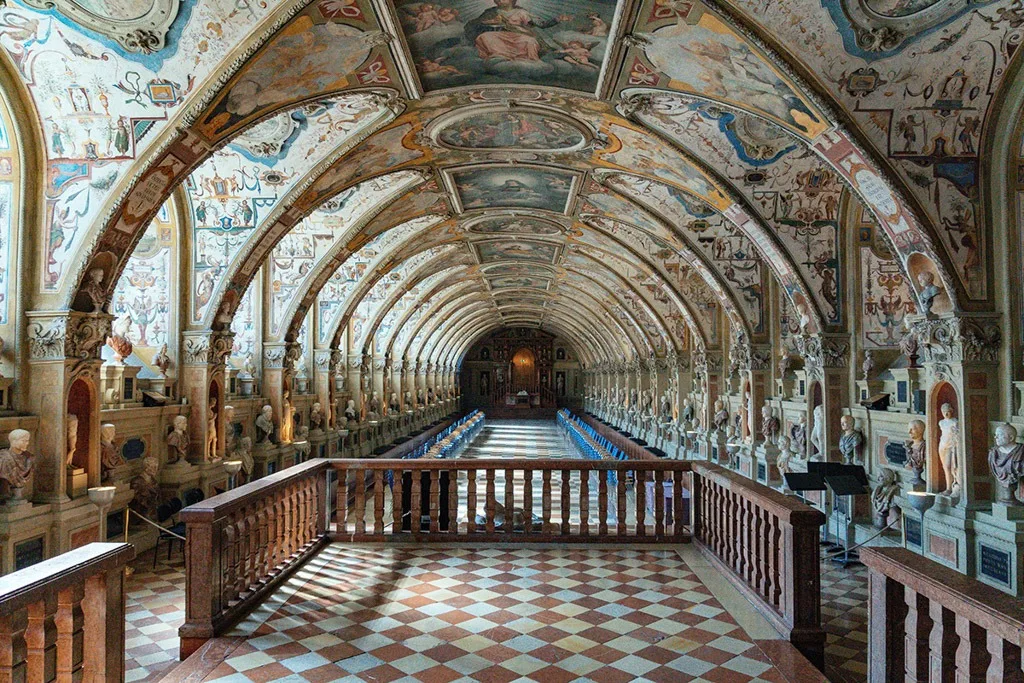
[3, 0, 1017, 366]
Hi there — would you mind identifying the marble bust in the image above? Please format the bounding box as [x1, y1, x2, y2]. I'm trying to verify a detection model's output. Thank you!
[790, 415, 807, 458]
[345, 399, 358, 425]
[904, 419, 927, 485]
[760, 403, 779, 444]
[310, 402, 324, 431]
[255, 405, 276, 444]
[0, 429, 33, 503]
[389, 393, 400, 414]
[988, 423, 1024, 505]
[100, 423, 124, 481]
[838, 415, 864, 465]
[166, 415, 189, 465]
[872, 468, 900, 528]
[917, 271, 941, 314]
[712, 399, 729, 433]
[130, 456, 161, 517]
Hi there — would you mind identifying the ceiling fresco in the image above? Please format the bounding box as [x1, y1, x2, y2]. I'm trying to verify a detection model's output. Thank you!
[4, 0, 1017, 368]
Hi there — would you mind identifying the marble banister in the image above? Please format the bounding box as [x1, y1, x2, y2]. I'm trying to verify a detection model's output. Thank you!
[862, 546, 1024, 683]
[0, 542, 135, 682]
[691, 462, 827, 670]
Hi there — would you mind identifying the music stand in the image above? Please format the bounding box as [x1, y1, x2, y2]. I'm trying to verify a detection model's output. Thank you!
[824, 472, 871, 567]
[807, 462, 845, 547]
[783, 471, 829, 540]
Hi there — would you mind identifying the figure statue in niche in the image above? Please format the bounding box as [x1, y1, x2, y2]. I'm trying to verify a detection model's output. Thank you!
[427, 386, 435, 404]
[243, 353, 256, 377]
[233, 436, 253, 483]
[214, 301, 233, 327]
[389, 393, 400, 415]
[937, 402, 961, 497]
[659, 394, 672, 423]
[281, 390, 293, 442]
[761, 403, 779, 445]
[345, 399, 358, 426]
[839, 415, 864, 465]
[106, 312, 133, 364]
[872, 468, 901, 528]
[776, 435, 793, 478]
[83, 267, 106, 313]
[166, 415, 190, 465]
[100, 423, 123, 481]
[629, 388, 638, 411]
[712, 399, 729, 433]
[790, 414, 807, 458]
[988, 423, 1024, 505]
[368, 391, 382, 420]
[310, 402, 324, 431]
[861, 350, 875, 382]
[255, 405, 276, 444]
[796, 302, 811, 334]
[778, 349, 793, 378]
[917, 271, 942, 314]
[417, 388, 425, 406]
[66, 414, 79, 468]
[904, 419, 927, 486]
[810, 405, 825, 459]
[682, 397, 694, 427]
[206, 398, 218, 459]
[0, 429, 33, 504]
[641, 390, 653, 417]
[154, 344, 171, 376]
[130, 456, 161, 518]
[404, 391, 413, 410]
[899, 321, 919, 367]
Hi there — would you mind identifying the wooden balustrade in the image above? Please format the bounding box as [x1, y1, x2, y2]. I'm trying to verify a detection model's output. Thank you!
[179, 460, 328, 659]
[862, 546, 1024, 683]
[331, 458, 690, 543]
[690, 462, 826, 670]
[574, 412, 657, 460]
[0, 542, 134, 682]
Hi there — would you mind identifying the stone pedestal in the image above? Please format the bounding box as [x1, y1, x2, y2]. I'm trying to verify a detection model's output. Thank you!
[100, 363, 142, 408]
[792, 370, 809, 402]
[776, 376, 795, 400]
[888, 368, 924, 414]
[239, 375, 255, 396]
[66, 467, 88, 499]
[921, 502, 972, 573]
[973, 504, 1024, 596]
[754, 442, 781, 486]
[160, 460, 200, 500]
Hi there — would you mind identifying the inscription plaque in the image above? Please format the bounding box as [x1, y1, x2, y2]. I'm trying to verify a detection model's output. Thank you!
[885, 441, 907, 466]
[905, 517, 922, 547]
[980, 544, 1010, 586]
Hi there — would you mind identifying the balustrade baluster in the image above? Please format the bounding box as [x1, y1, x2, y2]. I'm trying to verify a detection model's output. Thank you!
[429, 470, 440, 533]
[635, 472, 646, 537]
[986, 632, 1024, 682]
[542, 470, 552, 533]
[523, 469, 534, 535]
[55, 584, 83, 680]
[374, 471, 386, 535]
[598, 470, 608, 536]
[744, 498, 754, 583]
[504, 469, 514, 535]
[653, 470, 664, 538]
[928, 602, 956, 683]
[0, 611, 27, 682]
[447, 469, 458, 534]
[616, 473, 627, 535]
[411, 470, 423, 538]
[954, 614, 988, 681]
[560, 470, 571, 535]
[355, 470, 367, 535]
[25, 598, 54, 682]
[485, 470, 496, 534]
[672, 470, 684, 538]
[392, 469, 404, 535]
[467, 469, 477, 533]
[904, 589, 932, 682]
[336, 467, 348, 533]
[770, 514, 782, 607]
[755, 508, 767, 599]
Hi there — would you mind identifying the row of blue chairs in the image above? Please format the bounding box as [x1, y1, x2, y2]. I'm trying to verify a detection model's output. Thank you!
[404, 410, 484, 460]
[557, 409, 629, 461]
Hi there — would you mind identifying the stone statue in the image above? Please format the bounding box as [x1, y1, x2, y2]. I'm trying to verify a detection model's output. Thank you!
[937, 403, 961, 497]
[791, 415, 807, 459]
[900, 321, 919, 367]
[861, 350, 875, 382]
[761, 403, 779, 444]
[223, 405, 236, 454]
[83, 267, 106, 313]
[776, 435, 793, 478]
[778, 349, 793, 378]
[712, 399, 729, 433]
[106, 312, 133, 363]
[641, 390, 653, 416]
[904, 419, 927, 486]
[810, 405, 825, 458]
[154, 344, 171, 376]
[345, 399, 358, 426]
[796, 302, 811, 334]
[243, 353, 256, 377]
[682, 397, 694, 426]
[427, 386, 435, 404]
[166, 415, 189, 465]
[988, 423, 1024, 505]
[233, 436, 254, 482]
[368, 391, 381, 420]
[389, 393, 400, 415]
[0, 429, 33, 504]
[659, 394, 672, 423]
[838, 415, 864, 465]
[310, 402, 324, 431]
[917, 271, 941, 314]
[629, 388, 638, 411]
[404, 391, 412, 410]
[417, 388, 425, 406]
[206, 398, 218, 459]
[281, 390, 293, 442]
[100, 423, 123, 481]
[872, 468, 901, 529]
[130, 456, 161, 518]
[66, 414, 79, 468]
[255, 405, 275, 444]
[294, 426, 311, 459]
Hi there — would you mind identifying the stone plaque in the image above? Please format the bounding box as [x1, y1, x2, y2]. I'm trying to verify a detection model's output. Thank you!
[14, 536, 44, 570]
[980, 544, 1010, 586]
[928, 533, 957, 564]
[757, 463, 766, 482]
[885, 441, 907, 466]
[905, 517, 922, 547]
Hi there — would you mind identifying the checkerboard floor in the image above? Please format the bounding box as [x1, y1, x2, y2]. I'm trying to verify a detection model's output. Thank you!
[125, 547, 187, 682]
[192, 544, 801, 682]
[820, 547, 869, 683]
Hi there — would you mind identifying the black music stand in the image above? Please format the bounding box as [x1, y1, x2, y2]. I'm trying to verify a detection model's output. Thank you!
[824, 470, 870, 567]
[783, 471, 829, 541]
[807, 462, 846, 547]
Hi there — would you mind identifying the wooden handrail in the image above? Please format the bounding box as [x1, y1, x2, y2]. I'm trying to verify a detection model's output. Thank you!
[862, 546, 1024, 682]
[690, 461, 826, 670]
[0, 542, 135, 682]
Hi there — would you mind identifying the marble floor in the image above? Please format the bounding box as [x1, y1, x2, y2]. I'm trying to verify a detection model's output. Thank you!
[121, 420, 871, 682]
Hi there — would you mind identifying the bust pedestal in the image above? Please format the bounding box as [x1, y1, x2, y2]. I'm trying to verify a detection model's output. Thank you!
[754, 441, 781, 486]
[973, 503, 1024, 596]
[66, 466, 88, 499]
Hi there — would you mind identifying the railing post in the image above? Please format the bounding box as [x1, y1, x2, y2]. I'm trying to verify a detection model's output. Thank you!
[904, 588, 931, 682]
[181, 510, 215, 660]
[927, 601, 956, 683]
[867, 567, 907, 683]
[82, 565, 126, 681]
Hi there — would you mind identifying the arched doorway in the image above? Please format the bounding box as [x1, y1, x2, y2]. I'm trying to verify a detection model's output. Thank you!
[511, 348, 537, 394]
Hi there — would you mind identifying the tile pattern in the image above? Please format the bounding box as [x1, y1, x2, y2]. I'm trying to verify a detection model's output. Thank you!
[197, 544, 795, 682]
[125, 548, 187, 682]
[819, 547, 869, 683]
